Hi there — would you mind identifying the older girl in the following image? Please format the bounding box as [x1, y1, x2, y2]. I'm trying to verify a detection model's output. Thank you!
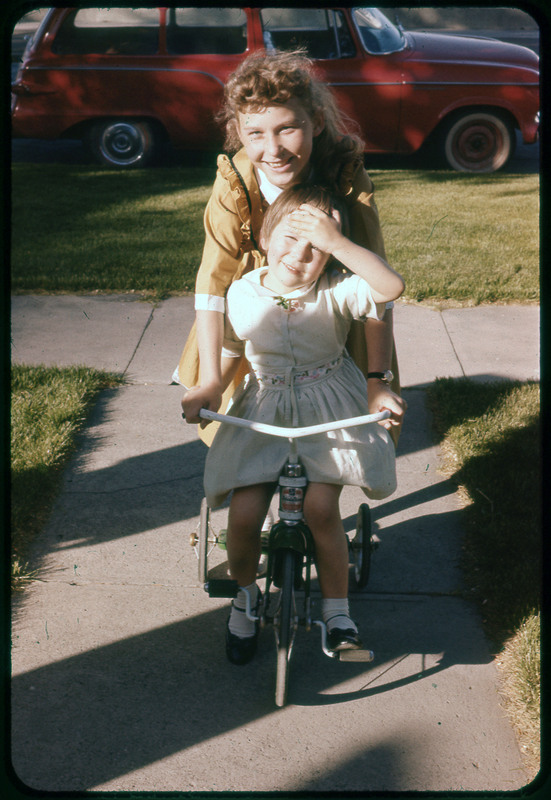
[178, 49, 406, 441]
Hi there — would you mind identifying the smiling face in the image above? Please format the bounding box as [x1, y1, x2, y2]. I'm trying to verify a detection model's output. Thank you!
[261, 218, 330, 294]
[237, 99, 324, 189]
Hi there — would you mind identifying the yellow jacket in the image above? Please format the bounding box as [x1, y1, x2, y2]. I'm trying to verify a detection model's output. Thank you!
[175, 147, 400, 444]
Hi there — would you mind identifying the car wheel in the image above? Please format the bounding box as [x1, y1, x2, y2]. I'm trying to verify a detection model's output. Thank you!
[88, 120, 155, 167]
[442, 111, 514, 173]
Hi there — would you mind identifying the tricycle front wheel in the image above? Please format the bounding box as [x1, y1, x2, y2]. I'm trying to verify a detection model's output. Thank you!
[275, 550, 298, 707]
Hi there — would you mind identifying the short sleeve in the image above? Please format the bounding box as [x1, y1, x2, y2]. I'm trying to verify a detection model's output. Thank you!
[195, 294, 225, 312]
[222, 295, 245, 358]
[329, 271, 386, 322]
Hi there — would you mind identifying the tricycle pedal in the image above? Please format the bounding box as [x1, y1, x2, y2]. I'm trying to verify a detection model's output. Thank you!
[205, 579, 239, 598]
[338, 648, 375, 662]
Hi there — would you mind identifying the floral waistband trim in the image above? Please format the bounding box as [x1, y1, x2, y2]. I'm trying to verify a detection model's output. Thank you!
[253, 356, 343, 387]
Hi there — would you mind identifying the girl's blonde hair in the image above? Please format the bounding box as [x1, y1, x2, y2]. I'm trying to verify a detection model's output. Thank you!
[218, 49, 364, 190]
[260, 184, 350, 249]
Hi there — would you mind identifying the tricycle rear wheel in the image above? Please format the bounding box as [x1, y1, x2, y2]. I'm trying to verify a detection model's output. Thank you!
[350, 503, 372, 590]
[197, 498, 209, 584]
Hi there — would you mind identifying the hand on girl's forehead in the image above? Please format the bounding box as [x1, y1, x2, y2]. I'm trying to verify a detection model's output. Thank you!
[289, 203, 342, 230]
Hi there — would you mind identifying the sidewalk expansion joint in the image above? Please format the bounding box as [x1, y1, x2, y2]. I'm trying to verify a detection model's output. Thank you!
[122, 305, 155, 376]
[354, 590, 469, 601]
[26, 580, 468, 599]
[267, 589, 469, 601]
[440, 311, 466, 377]
[30, 578, 177, 588]
[64, 473, 204, 494]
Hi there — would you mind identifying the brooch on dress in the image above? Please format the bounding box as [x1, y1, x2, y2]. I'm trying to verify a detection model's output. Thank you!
[275, 296, 304, 313]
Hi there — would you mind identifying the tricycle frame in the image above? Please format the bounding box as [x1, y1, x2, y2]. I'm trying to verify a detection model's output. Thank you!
[189, 407, 389, 706]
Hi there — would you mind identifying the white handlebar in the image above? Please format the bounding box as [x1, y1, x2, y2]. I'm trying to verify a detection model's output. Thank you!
[197, 407, 391, 439]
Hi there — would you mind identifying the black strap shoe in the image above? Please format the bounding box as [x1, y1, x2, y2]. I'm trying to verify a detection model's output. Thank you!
[225, 589, 262, 665]
[327, 627, 363, 652]
[225, 622, 259, 665]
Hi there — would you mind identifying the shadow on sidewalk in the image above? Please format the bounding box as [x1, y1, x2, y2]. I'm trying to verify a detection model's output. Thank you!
[11, 591, 493, 792]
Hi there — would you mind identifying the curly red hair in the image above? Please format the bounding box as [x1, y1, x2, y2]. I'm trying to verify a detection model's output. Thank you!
[218, 49, 364, 191]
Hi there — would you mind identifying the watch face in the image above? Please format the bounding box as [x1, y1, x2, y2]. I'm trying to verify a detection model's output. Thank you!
[368, 370, 394, 382]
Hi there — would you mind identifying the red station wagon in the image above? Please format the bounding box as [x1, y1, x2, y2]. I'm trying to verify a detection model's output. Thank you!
[11, 7, 540, 172]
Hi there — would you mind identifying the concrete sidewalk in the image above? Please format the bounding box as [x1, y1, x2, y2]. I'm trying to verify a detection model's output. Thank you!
[10, 296, 540, 793]
[10, 294, 539, 386]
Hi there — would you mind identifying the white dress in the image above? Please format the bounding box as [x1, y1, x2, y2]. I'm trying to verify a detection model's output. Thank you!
[204, 267, 397, 508]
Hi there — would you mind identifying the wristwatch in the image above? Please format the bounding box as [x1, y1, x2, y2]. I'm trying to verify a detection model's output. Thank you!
[367, 370, 394, 384]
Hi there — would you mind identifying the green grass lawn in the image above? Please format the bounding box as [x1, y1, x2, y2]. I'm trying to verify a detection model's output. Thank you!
[10, 365, 124, 588]
[427, 378, 540, 644]
[427, 377, 540, 774]
[374, 170, 539, 305]
[11, 164, 214, 298]
[11, 164, 539, 304]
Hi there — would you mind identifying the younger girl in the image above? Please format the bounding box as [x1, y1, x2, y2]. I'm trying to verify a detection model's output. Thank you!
[188, 184, 404, 665]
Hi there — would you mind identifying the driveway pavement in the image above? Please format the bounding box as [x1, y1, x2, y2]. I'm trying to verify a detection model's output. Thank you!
[9, 294, 540, 793]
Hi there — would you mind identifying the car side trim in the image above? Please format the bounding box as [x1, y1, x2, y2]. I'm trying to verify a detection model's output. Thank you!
[26, 66, 538, 90]
[402, 80, 539, 87]
[25, 65, 226, 87]
[330, 79, 539, 88]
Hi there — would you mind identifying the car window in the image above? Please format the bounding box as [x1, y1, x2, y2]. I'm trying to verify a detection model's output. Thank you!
[260, 8, 355, 59]
[351, 7, 405, 55]
[167, 8, 247, 55]
[51, 8, 160, 55]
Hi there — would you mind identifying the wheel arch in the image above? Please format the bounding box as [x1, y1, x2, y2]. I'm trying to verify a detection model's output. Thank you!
[433, 103, 519, 139]
[68, 115, 170, 167]
[65, 115, 169, 143]
[423, 104, 517, 172]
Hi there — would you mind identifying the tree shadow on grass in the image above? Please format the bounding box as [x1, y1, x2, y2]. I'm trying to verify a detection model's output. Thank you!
[427, 377, 541, 650]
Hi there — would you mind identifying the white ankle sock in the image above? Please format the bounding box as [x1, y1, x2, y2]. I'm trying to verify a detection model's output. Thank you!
[228, 583, 259, 638]
[322, 598, 358, 633]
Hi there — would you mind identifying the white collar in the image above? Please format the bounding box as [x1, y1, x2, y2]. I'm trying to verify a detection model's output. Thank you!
[247, 267, 317, 298]
[255, 166, 317, 204]
[255, 168, 284, 205]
